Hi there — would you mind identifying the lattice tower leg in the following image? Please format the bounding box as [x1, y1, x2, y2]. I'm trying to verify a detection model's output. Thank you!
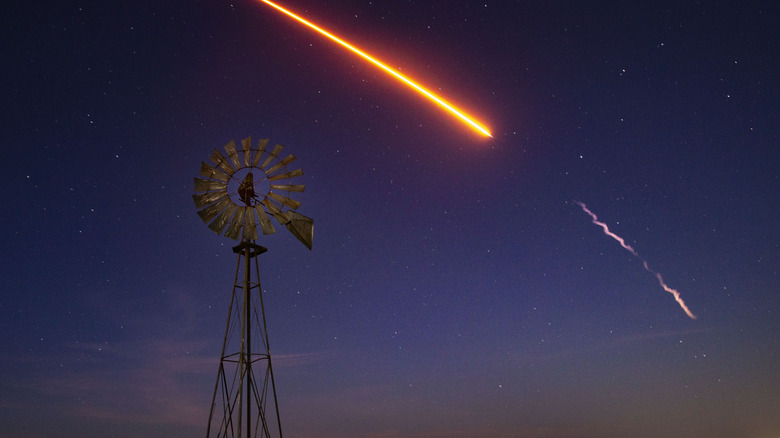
[206, 240, 284, 438]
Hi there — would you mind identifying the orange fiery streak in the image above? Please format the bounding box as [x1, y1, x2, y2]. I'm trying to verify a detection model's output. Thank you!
[258, 0, 492, 137]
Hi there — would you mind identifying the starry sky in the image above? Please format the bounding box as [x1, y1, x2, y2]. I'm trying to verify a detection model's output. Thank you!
[2, 1, 779, 437]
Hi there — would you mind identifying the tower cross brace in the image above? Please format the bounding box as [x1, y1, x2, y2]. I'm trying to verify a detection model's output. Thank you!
[206, 240, 283, 438]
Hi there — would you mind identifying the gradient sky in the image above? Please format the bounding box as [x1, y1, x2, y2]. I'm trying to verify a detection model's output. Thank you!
[2, 1, 779, 437]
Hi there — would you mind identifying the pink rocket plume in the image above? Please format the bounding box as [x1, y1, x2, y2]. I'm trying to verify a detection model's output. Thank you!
[573, 201, 638, 256]
[574, 201, 697, 320]
[642, 261, 698, 320]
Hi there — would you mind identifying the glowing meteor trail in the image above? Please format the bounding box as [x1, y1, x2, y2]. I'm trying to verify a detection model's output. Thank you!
[574, 201, 697, 320]
[258, 0, 492, 137]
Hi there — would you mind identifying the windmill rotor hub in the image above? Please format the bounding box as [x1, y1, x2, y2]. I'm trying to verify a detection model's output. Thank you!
[237, 171, 257, 205]
[228, 167, 269, 207]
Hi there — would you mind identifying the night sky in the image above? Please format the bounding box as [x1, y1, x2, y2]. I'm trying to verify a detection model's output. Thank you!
[2, 1, 779, 437]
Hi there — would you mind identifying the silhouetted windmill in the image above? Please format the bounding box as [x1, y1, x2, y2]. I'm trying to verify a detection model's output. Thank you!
[193, 137, 313, 438]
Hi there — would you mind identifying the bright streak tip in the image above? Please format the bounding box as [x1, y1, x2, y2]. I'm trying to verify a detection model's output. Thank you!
[258, 0, 492, 138]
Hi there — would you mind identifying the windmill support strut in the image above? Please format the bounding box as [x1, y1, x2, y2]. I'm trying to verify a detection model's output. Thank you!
[206, 241, 283, 438]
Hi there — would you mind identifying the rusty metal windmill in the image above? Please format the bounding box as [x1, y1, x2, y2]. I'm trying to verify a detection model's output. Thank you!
[193, 137, 313, 438]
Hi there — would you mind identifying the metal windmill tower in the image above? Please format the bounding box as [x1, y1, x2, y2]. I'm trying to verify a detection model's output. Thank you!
[193, 137, 313, 438]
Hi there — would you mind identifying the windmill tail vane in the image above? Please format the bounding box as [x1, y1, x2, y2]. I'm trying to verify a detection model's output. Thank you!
[193, 136, 313, 249]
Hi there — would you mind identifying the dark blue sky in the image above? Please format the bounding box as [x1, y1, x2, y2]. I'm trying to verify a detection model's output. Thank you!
[2, 1, 778, 437]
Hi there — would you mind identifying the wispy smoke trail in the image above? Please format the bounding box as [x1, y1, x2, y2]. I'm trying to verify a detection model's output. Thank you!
[642, 260, 697, 320]
[574, 201, 697, 320]
[574, 201, 638, 256]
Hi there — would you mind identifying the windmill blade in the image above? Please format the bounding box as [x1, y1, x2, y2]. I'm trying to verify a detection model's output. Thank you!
[285, 211, 314, 250]
[224, 139, 242, 170]
[260, 144, 285, 169]
[264, 154, 296, 175]
[267, 192, 301, 210]
[261, 198, 291, 225]
[200, 162, 230, 182]
[254, 204, 276, 235]
[269, 168, 303, 181]
[193, 190, 228, 209]
[197, 197, 232, 224]
[223, 206, 246, 240]
[241, 137, 252, 167]
[251, 138, 270, 167]
[242, 207, 258, 241]
[270, 184, 305, 193]
[210, 149, 235, 176]
[194, 177, 227, 193]
[208, 203, 238, 235]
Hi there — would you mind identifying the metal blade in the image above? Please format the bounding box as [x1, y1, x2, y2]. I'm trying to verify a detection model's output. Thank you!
[261, 198, 290, 225]
[224, 140, 242, 170]
[269, 168, 303, 181]
[197, 197, 232, 224]
[264, 154, 296, 175]
[241, 137, 252, 167]
[208, 203, 238, 235]
[210, 149, 235, 176]
[223, 206, 246, 240]
[285, 211, 314, 250]
[254, 204, 276, 235]
[193, 190, 228, 209]
[242, 207, 258, 240]
[260, 144, 285, 169]
[251, 139, 269, 167]
[199, 162, 230, 182]
[194, 177, 227, 193]
[267, 192, 301, 210]
[270, 184, 305, 192]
